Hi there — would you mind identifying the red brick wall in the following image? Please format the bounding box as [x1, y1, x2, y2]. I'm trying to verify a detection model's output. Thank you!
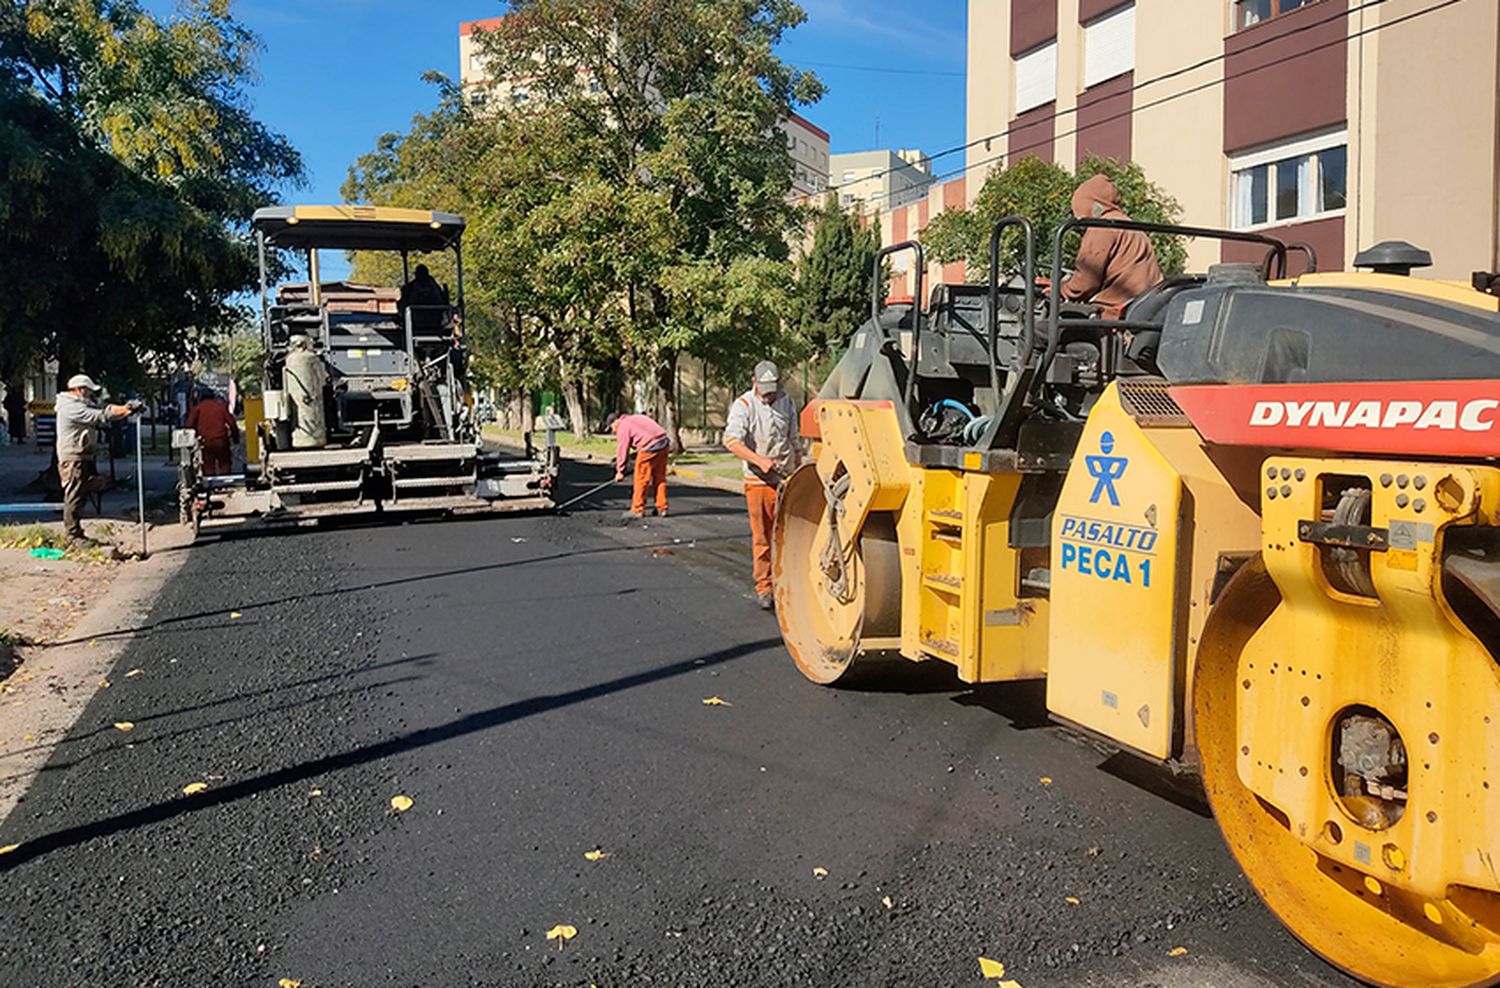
[1221, 216, 1344, 275]
[1011, 0, 1058, 56]
[1010, 103, 1056, 164]
[1076, 72, 1133, 165]
[1223, 0, 1347, 154]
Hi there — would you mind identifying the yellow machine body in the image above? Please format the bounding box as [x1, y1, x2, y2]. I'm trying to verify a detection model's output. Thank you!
[1045, 385, 1262, 758]
[776, 381, 1500, 985]
[243, 395, 265, 465]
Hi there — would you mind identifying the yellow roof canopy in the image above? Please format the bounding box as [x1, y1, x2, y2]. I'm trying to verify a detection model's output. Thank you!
[252, 205, 465, 252]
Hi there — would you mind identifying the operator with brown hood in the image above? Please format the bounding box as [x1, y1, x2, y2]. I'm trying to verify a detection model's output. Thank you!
[1060, 173, 1164, 319]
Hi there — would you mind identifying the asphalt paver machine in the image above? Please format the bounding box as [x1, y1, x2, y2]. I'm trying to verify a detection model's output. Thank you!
[774, 216, 1500, 986]
[179, 205, 558, 533]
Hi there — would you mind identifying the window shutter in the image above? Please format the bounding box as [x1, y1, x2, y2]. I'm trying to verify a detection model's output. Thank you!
[1015, 42, 1058, 114]
[1083, 5, 1135, 89]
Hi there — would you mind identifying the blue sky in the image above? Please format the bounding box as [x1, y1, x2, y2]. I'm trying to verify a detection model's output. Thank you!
[152, 0, 968, 210]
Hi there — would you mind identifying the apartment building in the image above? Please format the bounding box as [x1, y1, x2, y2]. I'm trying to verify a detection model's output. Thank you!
[459, 17, 829, 203]
[831, 149, 936, 213]
[961, 0, 1500, 279]
[784, 113, 832, 200]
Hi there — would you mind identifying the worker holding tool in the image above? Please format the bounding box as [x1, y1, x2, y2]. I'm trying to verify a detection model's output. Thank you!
[54, 374, 135, 544]
[723, 361, 801, 611]
[1060, 173, 1163, 319]
[607, 411, 671, 521]
[186, 387, 239, 476]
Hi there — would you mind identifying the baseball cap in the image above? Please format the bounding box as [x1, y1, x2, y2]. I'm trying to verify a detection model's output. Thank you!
[753, 360, 780, 394]
[66, 374, 101, 392]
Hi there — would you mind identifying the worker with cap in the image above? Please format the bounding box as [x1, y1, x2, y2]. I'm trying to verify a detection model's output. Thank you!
[723, 360, 802, 610]
[54, 374, 134, 543]
[185, 387, 239, 476]
[607, 410, 671, 520]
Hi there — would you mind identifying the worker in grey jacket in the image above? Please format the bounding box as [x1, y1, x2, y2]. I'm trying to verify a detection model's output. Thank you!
[55, 374, 133, 542]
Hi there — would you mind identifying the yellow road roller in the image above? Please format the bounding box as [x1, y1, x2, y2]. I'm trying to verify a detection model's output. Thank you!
[773, 218, 1500, 987]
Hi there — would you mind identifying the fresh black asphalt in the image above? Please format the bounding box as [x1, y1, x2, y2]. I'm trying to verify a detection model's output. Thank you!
[0, 464, 1359, 987]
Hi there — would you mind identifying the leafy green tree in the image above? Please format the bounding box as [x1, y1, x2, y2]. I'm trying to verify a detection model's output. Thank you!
[922, 156, 1186, 281]
[0, 0, 303, 388]
[792, 197, 882, 356]
[469, 0, 823, 447]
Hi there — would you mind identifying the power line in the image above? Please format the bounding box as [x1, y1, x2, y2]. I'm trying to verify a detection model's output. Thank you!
[826, 0, 1415, 193]
[924, 0, 1463, 187]
[801, 60, 964, 78]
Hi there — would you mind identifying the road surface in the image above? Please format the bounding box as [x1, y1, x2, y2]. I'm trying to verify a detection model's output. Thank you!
[0, 464, 1359, 987]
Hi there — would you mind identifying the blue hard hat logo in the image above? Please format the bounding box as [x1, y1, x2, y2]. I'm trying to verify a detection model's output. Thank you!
[1085, 431, 1128, 506]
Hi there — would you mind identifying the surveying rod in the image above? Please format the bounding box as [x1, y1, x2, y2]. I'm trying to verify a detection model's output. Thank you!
[131, 402, 147, 557]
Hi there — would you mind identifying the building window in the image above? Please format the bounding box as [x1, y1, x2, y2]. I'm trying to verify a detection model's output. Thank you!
[1083, 4, 1134, 89]
[842, 170, 856, 183]
[840, 193, 854, 206]
[1234, 0, 1313, 32]
[1230, 131, 1346, 228]
[1014, 42, 1057, 114]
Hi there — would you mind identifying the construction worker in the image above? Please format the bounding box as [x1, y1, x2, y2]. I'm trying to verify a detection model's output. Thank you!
[607, 411, 671, 520]
[1060, 173, 1164, 318]
[54, 374, 133, 543]
[723, 361, 801, 610]
[398, 264, 450, 332]
[186, 388, 239, 476]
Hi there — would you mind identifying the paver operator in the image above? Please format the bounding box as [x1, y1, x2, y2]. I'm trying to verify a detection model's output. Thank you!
[723, 361, 801, 611]
[54, 374, 134, 543]
[608, 411, 671, 520]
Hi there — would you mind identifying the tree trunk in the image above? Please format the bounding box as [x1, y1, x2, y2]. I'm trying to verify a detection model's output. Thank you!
[562, 377, 588, 440]
[508, 390, 529, 431]
[655, 349, 682, 453]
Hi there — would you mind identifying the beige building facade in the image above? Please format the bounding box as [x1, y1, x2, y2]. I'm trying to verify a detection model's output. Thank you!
[960, 0, 1500, 280]
[832, 149, 936, 214]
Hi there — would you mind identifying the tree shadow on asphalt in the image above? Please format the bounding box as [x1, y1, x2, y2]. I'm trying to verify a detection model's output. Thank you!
[0, 636, 781, 871]
[3, 672, 426, 785]
[37, 536, 744, 650]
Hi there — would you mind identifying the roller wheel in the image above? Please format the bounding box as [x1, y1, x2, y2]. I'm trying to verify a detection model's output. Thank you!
[1195, 558, 1500, 987]
[772, 464, 901, 685]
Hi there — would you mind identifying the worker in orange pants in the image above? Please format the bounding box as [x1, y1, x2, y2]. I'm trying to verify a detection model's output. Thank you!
[723, 361, 802, 610]
[607, 412, 670, 520]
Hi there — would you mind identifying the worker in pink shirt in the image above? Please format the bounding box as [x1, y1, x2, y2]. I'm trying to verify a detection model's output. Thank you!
[606, 412, 671, 520]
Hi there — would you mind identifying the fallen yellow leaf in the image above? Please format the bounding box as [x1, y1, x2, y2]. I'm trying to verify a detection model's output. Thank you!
[182, 782, 208, 795]
[584, 848, 609, 861]
[308, 788, 323, 797]
[88, 640, 98, 648]
[882, 895, 893, 909]
[978, 956, 1006, 979]
[21, 734, 36, 742]
[545, 924, 577, 944]
[998, 981, 1024, 988]
[1038, 776, 1053, 785]
[0, 843, 19, 855]
[279, 980, 302, 988]
[125, 669, 143, 677]
[701, 696, 731, 706]
[230, 611, 242, 619]
[390, 794, 414, 812]
[98, 680, 109, 688]
[812, 866, 828, 879]
[1169, 946, 1188, 957]
[113, 722, 134, 732]
[1064, 896, 1080, 905]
